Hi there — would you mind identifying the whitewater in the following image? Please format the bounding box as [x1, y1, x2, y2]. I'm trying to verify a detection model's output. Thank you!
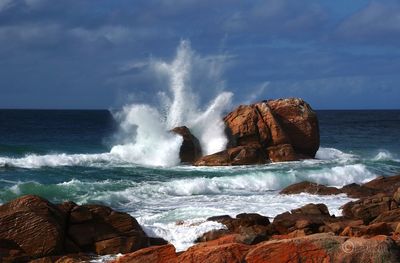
[0, 41, 400, 252]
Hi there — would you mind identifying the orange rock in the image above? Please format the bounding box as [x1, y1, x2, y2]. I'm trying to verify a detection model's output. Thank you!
[246, 235, 331, 263]
[254, 102, 290, 146]
[112, 244, 178, 263]
[267, 144, 298, 162]
[0, 195, 66, 259]
[196, 98, 319, 166]
[339, 222, 392, 237]
[224, 105, 269, 147]
[179, 243, 250, 263]
[246, 233, 400, 263]
[194, 146, 267, 166]
[267, 98, 319, 157]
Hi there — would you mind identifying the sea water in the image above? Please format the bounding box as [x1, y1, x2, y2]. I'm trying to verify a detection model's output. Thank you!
[0, 42, 399, 251]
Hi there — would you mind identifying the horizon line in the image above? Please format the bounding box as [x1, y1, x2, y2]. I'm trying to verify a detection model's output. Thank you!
[0, 108, 399, 111]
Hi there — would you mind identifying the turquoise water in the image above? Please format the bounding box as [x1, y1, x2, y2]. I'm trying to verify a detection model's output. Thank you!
[0, 109, 399, 250]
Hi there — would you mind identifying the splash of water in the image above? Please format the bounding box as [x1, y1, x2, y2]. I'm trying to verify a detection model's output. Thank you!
[110, 40, 233, 166]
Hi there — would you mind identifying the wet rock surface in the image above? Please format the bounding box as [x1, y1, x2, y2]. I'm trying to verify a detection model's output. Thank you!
[194, 98, 319, 165]
[0, 195, 159, 262]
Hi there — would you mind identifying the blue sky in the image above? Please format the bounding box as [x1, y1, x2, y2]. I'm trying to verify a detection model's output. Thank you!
[0, 0, 399, 109]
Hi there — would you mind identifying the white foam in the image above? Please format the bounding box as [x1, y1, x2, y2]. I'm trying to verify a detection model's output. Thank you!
[316, 147, 356, 162]
[0, 153, 114, 169]
[373, 150, 400, 162]
[110, 40, 232, 166]
[133, 192, 353, 251]
[140, 219, 226, 252]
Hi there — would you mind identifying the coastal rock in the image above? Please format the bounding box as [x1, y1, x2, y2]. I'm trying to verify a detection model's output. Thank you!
[0, 195, 66, 259]
[195, 98, 319, 166]
[272, 203, 334, 234]
[223, 104, 269, 147]
[206, 213, 270, 233]
[178, 242, 250, 263]
[372, 208, 400, 224]
[0, 195, 152, 261]
[171, 126, 202, 163]
[112, 244, 177, 263]
[199, 213, 272, 244]
[67, 204, 149, 255]
[280, 181, 341, 195]
[340, 183, 379, 198]
[363, 175, 400, 195]
[266, 144, 298, 162]
[324, 220, 364, 235]
[266, 98, 320, 157]
[194, 146, 267, 166]
[341, 193, 392, 223]
[245, 233, 400, 263]
[340, 222, 392, 237]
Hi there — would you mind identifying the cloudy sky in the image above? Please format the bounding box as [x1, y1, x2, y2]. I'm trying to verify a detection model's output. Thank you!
[0, 0, 399, 109]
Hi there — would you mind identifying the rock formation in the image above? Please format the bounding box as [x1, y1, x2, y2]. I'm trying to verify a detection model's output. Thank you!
[0, 195, 166, 262]
[171, 126, 202, 163]
[192, 98, 319, 165]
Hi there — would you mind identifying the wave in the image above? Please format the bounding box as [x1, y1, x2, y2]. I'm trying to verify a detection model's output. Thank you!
[109, 40, 232, 167]
[0, 146, 358, 169]
[315, 147, 357, 162]
[2, 162, 374, 204]
[0, 153, 116, 169]
[373, 150, 400, 162]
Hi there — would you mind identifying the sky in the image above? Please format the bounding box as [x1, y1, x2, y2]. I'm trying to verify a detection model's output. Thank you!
[0, 0, 399, 109]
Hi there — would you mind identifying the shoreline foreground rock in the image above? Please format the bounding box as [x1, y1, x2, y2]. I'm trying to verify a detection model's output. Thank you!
[2, 174, 400, 262]
[0, 195, 167, 262]
[173, 98, 320, 165]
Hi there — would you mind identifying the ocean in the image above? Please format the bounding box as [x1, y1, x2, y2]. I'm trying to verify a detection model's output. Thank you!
[0, 109, 399, 251]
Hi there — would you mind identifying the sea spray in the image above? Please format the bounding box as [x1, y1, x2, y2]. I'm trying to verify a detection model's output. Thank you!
[110, 40, 233, 166]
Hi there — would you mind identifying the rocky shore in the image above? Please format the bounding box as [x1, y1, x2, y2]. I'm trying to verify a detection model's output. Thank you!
[1, 174, 400, 262]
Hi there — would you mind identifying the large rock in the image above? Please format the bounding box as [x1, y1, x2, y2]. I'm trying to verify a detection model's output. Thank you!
[112, 244, 178, 263]
[363, 175, 400, 195]
[341, 193, 393, 224]
[171, 126, 202, 163]
[272, 203, 336, 235]
[66, 203, 149, 255]
[195, 98, 319, 166]
[266, 98, 319, 157]
[178, 242, 250, 263]
[245, 233, 400, 263]
[0, 195, 66, 259]
[0, 195, 154, 261]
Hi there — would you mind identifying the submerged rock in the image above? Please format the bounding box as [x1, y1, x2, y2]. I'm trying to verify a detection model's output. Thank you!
[280, 181, 342, 195]
[195, 98, 319, 166]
